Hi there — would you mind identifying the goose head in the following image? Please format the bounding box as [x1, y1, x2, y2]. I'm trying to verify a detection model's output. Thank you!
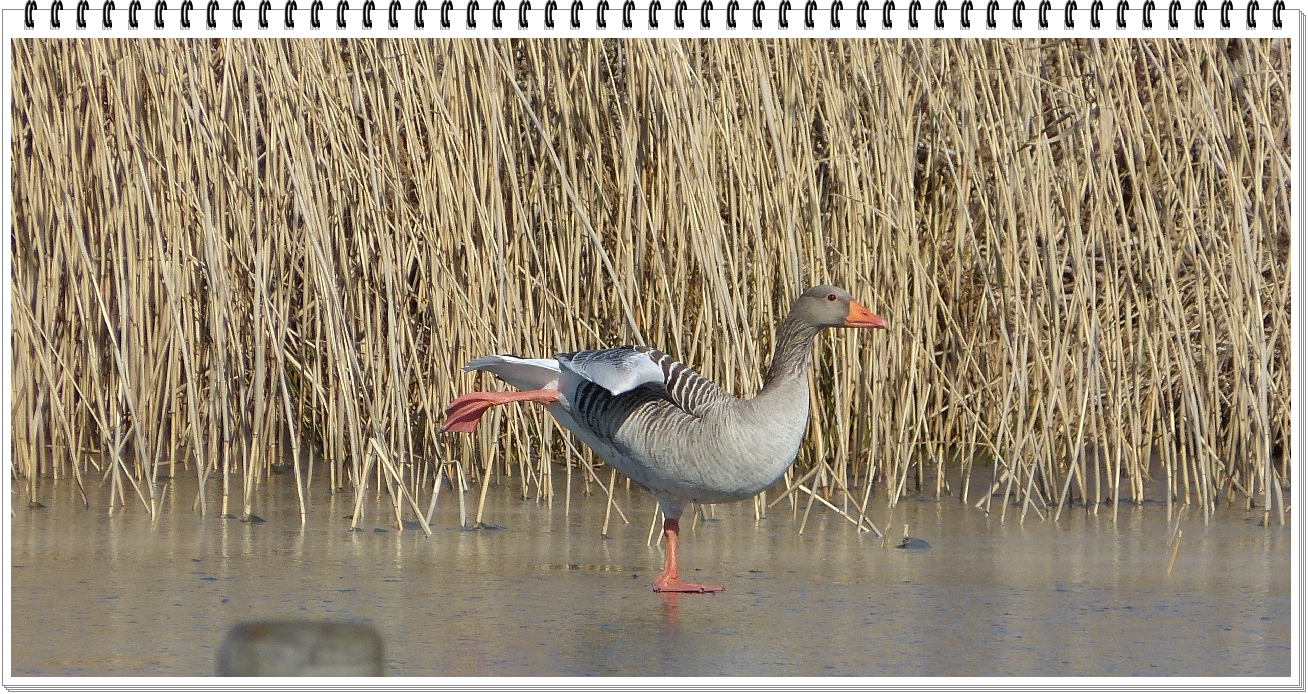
[791, 285, 887, 330]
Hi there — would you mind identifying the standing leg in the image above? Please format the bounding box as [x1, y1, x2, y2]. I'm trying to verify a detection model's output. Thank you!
[652, 518, 724, 593]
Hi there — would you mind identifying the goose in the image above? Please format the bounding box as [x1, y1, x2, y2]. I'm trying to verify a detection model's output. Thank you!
[441, 285, 887, 593]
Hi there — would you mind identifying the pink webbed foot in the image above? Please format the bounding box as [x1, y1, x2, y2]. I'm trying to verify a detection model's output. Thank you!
[652, 517, 724, 594]
[441, 389, 560, 433]
[652, 573, 725, 593]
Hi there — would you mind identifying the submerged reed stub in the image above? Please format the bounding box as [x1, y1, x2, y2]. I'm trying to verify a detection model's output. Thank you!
[216, 621, 384, 676]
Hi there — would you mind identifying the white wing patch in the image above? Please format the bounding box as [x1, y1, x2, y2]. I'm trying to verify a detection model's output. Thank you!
[557, 346, 729, 418]
[463, 355, 561, 391]
[556, 347, 667, 396]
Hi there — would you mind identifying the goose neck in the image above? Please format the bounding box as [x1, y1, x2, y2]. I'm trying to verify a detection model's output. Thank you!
[763, 313, 819, 389]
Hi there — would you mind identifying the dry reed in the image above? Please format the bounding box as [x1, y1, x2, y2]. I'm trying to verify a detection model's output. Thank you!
[10, 38, 1291, 530]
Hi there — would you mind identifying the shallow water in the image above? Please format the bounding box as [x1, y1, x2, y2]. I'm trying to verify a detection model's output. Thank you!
[9, 470, 1292, 677]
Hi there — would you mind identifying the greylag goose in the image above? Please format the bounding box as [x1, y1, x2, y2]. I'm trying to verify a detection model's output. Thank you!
[442, 286, 887, 593]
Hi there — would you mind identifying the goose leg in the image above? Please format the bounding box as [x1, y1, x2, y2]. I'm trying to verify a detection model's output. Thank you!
[441, 389, 560, 433]
[652, 518, 723, 593]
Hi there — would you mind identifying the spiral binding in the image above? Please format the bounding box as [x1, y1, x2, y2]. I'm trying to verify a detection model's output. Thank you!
[22, 0, 1285, 29]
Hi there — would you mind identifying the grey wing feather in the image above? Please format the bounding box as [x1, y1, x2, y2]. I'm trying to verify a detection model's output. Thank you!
[463, 355, 561, 391]
[557, 346, 729, 417]
[556, 347, 665, 396]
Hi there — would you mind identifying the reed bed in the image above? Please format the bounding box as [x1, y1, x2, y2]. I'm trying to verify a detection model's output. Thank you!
[11, 38, 1290, 531]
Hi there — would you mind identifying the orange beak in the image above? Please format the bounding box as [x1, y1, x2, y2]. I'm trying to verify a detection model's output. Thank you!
[843, 300, 888, 329]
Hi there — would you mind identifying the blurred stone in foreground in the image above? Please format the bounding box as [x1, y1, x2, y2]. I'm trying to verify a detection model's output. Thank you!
[217, 621, 384, 676]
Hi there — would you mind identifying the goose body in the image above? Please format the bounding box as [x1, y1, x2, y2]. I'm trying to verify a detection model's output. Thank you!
[443, 285, 886, 592]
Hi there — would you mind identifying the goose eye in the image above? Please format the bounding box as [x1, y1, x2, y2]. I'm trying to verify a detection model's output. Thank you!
[826, 293, 837, 302]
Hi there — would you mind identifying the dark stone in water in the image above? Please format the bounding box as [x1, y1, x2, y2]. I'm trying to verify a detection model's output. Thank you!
[896, 537, 931, 550]
[460, 523, 506, 532]
[242, 514, 266, 524]
[367, 523, 426, 532]
[216, 620, 385, 676]
[27, 501, 45, 509]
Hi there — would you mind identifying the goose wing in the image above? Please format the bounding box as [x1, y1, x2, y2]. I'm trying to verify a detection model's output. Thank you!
[556, 345, 728, 417]
[463, 355, 561, 391]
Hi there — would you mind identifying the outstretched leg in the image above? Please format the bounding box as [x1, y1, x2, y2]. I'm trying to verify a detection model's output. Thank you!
[652, 518, 724, 593]
[441, 389, 560, 433]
